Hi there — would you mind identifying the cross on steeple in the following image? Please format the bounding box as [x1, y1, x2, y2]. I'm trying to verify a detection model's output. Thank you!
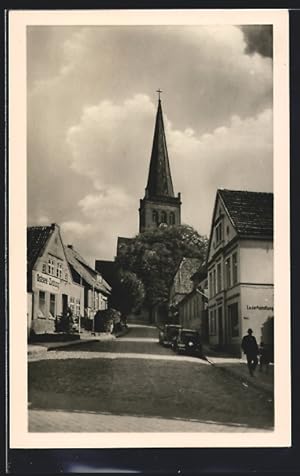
[156, 89, 162, 101]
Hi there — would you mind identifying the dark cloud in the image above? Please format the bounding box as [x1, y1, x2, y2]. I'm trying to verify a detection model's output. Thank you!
[240, 25, 273, 58]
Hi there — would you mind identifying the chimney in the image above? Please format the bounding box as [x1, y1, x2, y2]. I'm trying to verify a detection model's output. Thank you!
[67, 244, 73, 250]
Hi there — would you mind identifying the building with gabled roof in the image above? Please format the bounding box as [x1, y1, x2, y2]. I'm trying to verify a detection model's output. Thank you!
[169, 257, 202, 309]
[27, 223, 84, 336]
[65, 245, 111, 321]
[177, 271, 208, 339]
[207, 189, 274, 356]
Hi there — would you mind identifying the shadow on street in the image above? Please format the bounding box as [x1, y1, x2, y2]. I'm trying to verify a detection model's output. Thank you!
[28, 357, 274, 430]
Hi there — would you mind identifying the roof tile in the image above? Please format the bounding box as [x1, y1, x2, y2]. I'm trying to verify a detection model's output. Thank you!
[27, 226, 53, 272]
[65, 246, 111, 295]
[219, 189, 273, 237]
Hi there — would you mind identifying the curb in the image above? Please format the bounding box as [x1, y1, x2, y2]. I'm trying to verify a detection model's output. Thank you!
[47, 338, 101, 351]
[28, 334, 115, 354]
[28, 329, 129, 354]
[27, 345, 48, 356]
[206, 357, 273, 397]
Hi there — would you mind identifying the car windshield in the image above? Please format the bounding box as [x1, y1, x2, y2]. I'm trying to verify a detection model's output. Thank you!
[181, 331, 200, 342]
[166, 326, 181, 337]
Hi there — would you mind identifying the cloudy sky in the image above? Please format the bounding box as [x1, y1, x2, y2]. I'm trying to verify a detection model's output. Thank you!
[27, 25, 273, 264]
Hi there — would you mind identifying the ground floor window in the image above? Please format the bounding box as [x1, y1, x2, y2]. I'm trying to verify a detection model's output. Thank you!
[209, 309, 217, 335]
[49, 293, 56, 319]
[69, 296, 75, 315]
[228, 302, 239, 337]
[38, 290, 46, 318]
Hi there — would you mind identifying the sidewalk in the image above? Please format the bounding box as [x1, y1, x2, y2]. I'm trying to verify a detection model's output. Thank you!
[28, 327, 131, 356]
[29, 408, 270, 433]
[28, 332, 115, 355]
[206, 355, 274, 396]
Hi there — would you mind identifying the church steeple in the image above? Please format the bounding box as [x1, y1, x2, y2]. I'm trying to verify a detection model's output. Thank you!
[139, 92, 181, 233]
[145, 97, 175, 198]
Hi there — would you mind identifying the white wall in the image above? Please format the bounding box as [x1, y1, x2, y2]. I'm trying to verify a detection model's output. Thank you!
[240, 285, 274, 344]
[239, 240, 273, 284]
[208, 196, 237, 263]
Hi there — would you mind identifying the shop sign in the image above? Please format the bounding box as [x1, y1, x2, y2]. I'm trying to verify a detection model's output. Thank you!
[33, 271, 60, 293]
[246, 305, 273, 311]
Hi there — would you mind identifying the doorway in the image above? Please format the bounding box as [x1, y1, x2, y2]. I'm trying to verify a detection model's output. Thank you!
[62, 294, 68, 316]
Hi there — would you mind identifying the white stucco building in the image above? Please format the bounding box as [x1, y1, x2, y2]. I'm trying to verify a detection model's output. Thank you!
[27, 224, 84, 336]
[207, 189, 273, 356]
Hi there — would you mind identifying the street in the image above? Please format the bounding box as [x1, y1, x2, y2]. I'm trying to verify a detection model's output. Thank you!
[28, 324, 274, 432]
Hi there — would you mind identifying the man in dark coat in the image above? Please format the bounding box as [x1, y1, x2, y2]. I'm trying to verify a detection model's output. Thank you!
[241, 328, 259, 376]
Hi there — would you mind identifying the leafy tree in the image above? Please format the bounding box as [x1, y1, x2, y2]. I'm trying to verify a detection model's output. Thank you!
[116, 224, 208, 309]
[94, 308, 121, 333]
[111, 270, 145, 319]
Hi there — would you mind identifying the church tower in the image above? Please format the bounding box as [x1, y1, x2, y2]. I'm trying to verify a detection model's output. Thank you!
[139, 92, 181, 233]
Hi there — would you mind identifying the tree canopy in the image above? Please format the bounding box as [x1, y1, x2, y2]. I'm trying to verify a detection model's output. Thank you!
[116, 224, 208, 309]
[111, 270, 145, 318]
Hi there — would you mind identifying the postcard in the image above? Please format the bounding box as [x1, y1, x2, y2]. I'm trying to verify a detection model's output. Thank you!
[8, 9, 290, 449]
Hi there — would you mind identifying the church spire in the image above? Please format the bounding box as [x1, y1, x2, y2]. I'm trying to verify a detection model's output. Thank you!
[139, 91, 181, 233]
[145, 94, 175, 198]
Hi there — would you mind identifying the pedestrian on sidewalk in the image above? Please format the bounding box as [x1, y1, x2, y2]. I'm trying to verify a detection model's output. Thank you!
[241, 328, 259, 377]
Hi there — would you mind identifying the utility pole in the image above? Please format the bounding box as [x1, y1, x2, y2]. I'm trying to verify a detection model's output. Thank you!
[92, 284, 95, 334]
[79, 275, 83, 333]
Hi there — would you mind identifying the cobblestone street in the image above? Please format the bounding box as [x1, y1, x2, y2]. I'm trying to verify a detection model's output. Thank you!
[28, 324, 274, 432]
[29, 409, 271, 433]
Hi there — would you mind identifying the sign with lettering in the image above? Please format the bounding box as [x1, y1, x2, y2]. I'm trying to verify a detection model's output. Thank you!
[246, 305, 274, 311]
[33, 271, 60, 293]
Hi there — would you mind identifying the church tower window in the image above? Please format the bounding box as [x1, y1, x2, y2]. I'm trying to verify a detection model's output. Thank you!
[169, 212, 175, 225]
[152, 210, 158, 225]
[161, 211, 167, 224]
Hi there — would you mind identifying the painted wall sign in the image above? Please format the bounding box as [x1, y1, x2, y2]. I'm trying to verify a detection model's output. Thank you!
[33, 271, 60, 293]
[246, 305, 274, 311]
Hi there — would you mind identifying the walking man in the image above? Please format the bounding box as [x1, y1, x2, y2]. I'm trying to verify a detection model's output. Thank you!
[241, 328, 259, 377]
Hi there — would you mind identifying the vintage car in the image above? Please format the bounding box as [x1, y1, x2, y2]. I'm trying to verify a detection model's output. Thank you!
[173, 328, 203, 357]
[158, 324, 182, 346]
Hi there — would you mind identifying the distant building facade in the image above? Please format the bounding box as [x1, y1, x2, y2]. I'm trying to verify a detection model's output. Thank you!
[27, 224, 84, 336]
[65, 245, 111, 327]
[177, 269, 208, 340]
[169, 257, 201, 310]
[207, 189, 273, 356]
